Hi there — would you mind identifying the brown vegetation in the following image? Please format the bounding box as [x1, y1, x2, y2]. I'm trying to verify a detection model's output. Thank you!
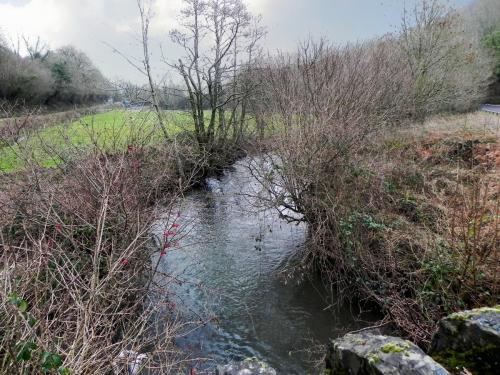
[255, 110, 499, 345]
[0, 124, 206, 373]
[250, 0, 498, 346]
[1, 0, 499, 372]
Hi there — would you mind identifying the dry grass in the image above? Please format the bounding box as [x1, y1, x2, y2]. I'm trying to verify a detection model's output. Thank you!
[256, 111, 499, 346]
[310, 111, 499, 344]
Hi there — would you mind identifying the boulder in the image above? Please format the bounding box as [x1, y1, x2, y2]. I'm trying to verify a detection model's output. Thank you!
[216, 358, 276, 375]
[327, 331, 449, 374]
[430, 306, 500, 374]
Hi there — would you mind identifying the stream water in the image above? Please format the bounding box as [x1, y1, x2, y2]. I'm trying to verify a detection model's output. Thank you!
[153, 158, 377, 374]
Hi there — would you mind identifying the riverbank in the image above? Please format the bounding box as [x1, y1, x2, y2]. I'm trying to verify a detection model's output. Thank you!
[0, 107, 253, 373]
[268, 111, 499, 346]
[1, 110, 498, 374]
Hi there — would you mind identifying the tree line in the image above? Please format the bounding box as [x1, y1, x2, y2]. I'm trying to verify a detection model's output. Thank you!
[0, 37, 109, 109]
[469, 0, 500, 102]
[133, 0, 499, 153]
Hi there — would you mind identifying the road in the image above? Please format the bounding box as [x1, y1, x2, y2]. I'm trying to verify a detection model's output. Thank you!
[481, 104, 500, 114]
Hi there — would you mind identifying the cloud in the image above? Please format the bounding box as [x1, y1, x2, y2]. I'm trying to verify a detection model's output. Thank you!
[0, 0, 472, 84]
[0, 0, 66, 44]
[0, 0, 151, 82]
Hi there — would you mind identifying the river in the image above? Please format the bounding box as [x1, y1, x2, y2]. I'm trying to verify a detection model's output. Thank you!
[153, 158, 377, 374]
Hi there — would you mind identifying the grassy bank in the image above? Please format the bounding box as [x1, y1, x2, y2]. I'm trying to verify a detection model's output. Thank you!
[0, 106, 252, 374]
[0, 109, 198, 172]
[273, 111, 499, 345]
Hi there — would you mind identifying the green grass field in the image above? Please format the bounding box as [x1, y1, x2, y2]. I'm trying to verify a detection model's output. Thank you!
[0, 110, 197, 172]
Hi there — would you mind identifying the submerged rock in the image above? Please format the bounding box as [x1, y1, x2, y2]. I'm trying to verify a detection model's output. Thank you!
[216, 358, 276, 375]
[205, 177, 223, 193]
[327, 331, 449, 374]
[430, 306, 500, 374]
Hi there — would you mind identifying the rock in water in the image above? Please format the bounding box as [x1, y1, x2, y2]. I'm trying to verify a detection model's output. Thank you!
[430, 306, 500, 374]
[216, 358, 277, 375]
[327, 331, 449, 374]
[205, 178, 223, 193]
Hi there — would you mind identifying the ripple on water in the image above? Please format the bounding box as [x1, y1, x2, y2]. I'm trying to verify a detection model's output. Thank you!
[154, 158, 379, 374]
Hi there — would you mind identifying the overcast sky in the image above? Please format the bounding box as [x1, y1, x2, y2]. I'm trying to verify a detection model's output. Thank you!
[0, 0, 472, 84]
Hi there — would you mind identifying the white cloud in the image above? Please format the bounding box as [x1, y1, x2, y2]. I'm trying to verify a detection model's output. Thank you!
[0, 0, 67, 47]
[1, 0, 470, 84]
[246, 0, 277, 15]
[0, 0, 286, 82]
[152, 0, 183, 34]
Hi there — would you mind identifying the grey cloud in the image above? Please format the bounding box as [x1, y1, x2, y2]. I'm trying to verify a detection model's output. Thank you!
[0, 0, 473, 84]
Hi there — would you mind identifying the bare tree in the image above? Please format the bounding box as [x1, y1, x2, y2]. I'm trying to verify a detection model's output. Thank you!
[399, 0, 492, 119]
[22, 36, 49, 61]
[250, 38, 408, 220]
[106, 1, 170, 139]
[114, 80, 150, 103]
[137, 0, 169, 139]
[169, 0, 265, 147]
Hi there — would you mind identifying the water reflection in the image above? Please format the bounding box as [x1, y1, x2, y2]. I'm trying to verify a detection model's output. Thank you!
[154, 158, 377, 374]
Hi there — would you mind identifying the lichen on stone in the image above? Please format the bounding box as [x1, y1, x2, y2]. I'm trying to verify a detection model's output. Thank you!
[367, 352, 381, 364]
[448, 306, 500, 321]
[380, 342, 411, 355]
[330, 332, 450, 374]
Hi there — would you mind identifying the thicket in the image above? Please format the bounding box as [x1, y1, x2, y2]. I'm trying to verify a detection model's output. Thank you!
[0, 0, 498, 372]
[252, 0, 498, 345]
[0, 1, 261, 362]
[0, 117, 209, 373]
[0, 38, 108, 110]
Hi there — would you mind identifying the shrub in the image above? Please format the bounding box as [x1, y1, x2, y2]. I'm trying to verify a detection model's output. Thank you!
[254, 113, 498, 345]
[0, 114, 203, 373]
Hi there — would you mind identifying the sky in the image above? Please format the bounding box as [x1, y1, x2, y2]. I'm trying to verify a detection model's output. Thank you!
[0, 0, 473, 84]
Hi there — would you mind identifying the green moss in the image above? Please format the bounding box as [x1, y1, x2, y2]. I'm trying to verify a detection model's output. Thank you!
[380, 342, 411, 355]
[448, 306, 500, 321]
[367, 352, 381, 364]
[432, 344, 498, 374]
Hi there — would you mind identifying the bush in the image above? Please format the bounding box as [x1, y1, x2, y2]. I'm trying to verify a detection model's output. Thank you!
[250, 1, 497, 343]
[254, 112, 499, 345]
[0, 40, 108, 109]
[0, 115, 204, 373]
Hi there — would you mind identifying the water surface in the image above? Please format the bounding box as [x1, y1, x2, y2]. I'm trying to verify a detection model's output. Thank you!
[154, 158, 377, 374]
